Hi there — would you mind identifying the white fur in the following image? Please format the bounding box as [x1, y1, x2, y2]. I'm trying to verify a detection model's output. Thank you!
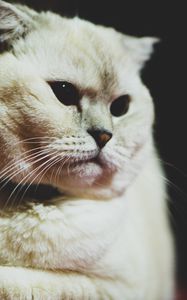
[0, 1, 174, 299]
[0, 155, 174, 299]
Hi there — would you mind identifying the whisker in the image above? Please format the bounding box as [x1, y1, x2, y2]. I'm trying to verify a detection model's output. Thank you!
[34, 155, 62, 188]
[40, 158, 64, 189]
[0, 149, 53, 197]
[55, 162, 65, 186]
[21, 141, 56, 144]
[52, 162, 61, 187]
[0, 149, 51, 189]
[18, 155, 61, 204]
[48, 163, 57, 185]
[157, 157, 187, 178]
[54, 156, 71, 186]
[67, 156, 71, 178]
[0, 136, 56, 151]
[0, 147, 49, 179]
[161, 175, 187, 200]
[4, 151, 59, 210]
[20, 137, 56, 141]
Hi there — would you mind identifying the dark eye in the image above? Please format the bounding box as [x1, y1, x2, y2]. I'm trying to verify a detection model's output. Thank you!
[48, 81, 80, 106]
[110, 95, 131, 117]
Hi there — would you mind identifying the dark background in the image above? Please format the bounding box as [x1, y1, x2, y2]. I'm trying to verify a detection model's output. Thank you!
[9, 0, 187, 287]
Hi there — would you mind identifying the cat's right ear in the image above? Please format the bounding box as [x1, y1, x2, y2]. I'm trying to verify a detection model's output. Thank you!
[122, 35, 160, 72]
[0, 1, 36, 48]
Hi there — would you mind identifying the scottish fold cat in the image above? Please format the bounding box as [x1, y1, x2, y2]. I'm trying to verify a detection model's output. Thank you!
[0, 1, 174, 299]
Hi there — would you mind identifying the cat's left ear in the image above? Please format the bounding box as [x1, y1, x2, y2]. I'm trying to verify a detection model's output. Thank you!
[123, 35, 160, 71]
[0, 1, 36, 48]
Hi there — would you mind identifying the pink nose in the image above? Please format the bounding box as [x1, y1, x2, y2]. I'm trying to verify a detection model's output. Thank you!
[87, 129, 112, 149]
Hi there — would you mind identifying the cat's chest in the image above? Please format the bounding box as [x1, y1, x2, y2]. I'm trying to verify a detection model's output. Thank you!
[0, 201, 122, 271]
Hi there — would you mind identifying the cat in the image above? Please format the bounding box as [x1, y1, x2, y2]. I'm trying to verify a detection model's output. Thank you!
[0, 1, 174, 299]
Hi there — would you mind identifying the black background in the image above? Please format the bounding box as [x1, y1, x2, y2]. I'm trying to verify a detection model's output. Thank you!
[9, 0, 187, 287]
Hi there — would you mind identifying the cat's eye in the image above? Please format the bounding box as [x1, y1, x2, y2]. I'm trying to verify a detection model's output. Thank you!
[48, 81, 80, 106]
[110, 95, 131, 117]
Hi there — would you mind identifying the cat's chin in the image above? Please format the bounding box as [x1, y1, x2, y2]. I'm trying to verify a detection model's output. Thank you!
[57, 161, 104, 188]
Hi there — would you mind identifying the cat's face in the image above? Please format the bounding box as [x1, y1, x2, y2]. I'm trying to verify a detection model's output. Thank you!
[0, 1, 157, 199]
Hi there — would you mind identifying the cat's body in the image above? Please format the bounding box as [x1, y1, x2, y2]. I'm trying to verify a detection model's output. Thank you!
[0, 157, 174, 300]
[0, 1, 174, 299]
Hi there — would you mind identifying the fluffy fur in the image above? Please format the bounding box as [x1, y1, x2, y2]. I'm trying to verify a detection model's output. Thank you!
[0, 1, 174, 299]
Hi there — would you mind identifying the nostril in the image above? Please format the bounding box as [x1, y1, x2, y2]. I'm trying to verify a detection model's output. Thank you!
[87, 129, 112, 149]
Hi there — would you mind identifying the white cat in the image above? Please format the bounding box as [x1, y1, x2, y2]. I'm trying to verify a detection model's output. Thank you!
[0, 1, 174, 299]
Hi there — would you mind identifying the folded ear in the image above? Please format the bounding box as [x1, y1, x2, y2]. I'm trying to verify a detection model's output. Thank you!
[0, 0, 35, 48]
[123, 35, 160, 71]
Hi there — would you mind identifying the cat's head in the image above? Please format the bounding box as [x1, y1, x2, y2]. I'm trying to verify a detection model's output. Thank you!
[0, 1, 158, 200]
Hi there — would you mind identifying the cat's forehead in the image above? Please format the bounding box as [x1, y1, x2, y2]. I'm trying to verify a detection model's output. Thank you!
[15, 15, 130, 94]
